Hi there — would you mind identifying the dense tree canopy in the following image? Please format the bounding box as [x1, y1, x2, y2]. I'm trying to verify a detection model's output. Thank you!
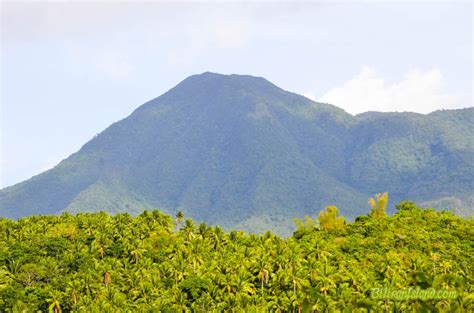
[0, 201, 472, 311]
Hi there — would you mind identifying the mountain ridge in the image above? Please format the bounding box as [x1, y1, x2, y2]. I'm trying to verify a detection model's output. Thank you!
[1, 72, 473, 234]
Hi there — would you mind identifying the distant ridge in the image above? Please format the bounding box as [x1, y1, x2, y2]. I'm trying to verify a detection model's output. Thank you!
[1, 72, 473, 234]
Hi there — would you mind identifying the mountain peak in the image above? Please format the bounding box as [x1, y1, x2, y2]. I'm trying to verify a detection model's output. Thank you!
[1, 73, 472, 235]
[145, 71, 285, 109]
[133, 71, 285, 116]
[183, 71, 272, 87]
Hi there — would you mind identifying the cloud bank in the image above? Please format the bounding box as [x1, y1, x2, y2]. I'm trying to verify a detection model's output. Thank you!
[308, 67, 465, 115]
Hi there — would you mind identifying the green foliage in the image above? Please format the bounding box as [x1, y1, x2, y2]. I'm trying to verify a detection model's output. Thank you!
[180, 275, 211, 301]
[0, 203, 472, 311]
[369, 192, 389, 220]
[318, 205, 345, 231]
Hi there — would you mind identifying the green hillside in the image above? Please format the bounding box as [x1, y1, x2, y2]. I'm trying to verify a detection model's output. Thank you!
[1, 73, 473, 234]
[0, 202, 472, 311]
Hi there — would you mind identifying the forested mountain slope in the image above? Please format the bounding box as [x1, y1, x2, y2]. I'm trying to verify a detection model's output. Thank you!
[1, 72, 473, 234]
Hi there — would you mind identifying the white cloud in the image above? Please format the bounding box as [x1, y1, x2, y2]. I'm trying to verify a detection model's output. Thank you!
[310, 66, 464, 114]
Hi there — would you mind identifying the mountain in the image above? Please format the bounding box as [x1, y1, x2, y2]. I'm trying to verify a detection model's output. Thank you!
[1, 72, 473, 234]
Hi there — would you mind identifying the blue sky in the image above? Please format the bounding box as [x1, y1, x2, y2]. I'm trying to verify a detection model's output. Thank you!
[1, 1, 472, 188]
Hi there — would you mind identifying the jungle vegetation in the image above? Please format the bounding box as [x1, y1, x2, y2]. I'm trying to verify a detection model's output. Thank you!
[0, 196, 472, 312]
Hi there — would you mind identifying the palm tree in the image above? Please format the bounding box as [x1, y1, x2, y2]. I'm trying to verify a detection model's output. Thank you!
[47, 290, 62, 313]
[175, 211, 184, 229]
[66, 278, 82, 307]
